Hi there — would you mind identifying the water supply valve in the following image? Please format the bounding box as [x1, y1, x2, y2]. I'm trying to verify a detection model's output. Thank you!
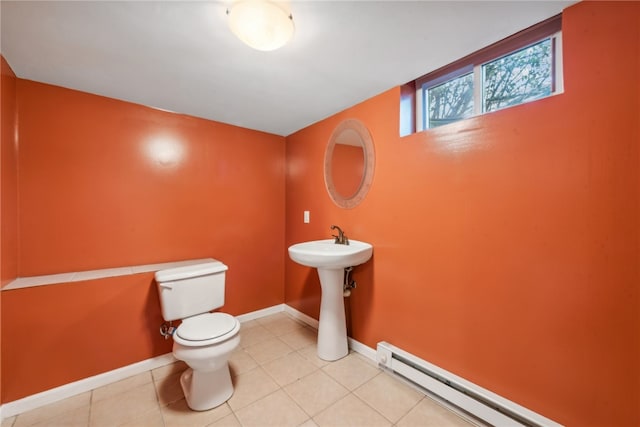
[343, 266, 357, 297]
[159, 321, 176, 340]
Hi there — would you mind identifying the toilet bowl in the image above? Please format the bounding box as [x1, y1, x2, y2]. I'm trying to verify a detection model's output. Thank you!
[155, 259, 240, 411]
[172, 313, 240, 410]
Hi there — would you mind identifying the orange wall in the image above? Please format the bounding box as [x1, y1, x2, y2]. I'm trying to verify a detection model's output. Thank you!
[285, 2, 639, 427]
[2, 274, 172, 400]
[1, 57, 18, 287]
[1, 2, 638, 424]
[1, 55, 19, 406]
[1, 80, 286, 402]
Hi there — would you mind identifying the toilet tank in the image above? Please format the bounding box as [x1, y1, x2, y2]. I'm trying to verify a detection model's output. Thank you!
[155, 259, 229, 321]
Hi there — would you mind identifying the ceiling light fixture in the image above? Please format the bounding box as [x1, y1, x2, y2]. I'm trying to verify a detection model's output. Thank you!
[227, 0, 295, 52]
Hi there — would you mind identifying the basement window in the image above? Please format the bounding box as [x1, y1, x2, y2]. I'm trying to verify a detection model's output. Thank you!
[416, 14, 563, 131]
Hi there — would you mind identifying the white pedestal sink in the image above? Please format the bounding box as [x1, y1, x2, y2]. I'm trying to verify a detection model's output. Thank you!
[288, 239, 373, 361]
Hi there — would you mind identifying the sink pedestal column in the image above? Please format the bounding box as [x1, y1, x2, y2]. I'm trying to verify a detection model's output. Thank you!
[316, 268, 348, 361]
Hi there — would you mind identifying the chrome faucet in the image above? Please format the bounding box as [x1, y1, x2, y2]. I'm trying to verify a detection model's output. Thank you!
[330, 225, 349, 245]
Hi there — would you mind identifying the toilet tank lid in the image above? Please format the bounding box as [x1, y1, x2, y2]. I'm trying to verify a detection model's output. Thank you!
[154, 259, 228, 282]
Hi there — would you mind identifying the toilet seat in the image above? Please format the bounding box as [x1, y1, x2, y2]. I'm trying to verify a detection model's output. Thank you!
[174, 313, 240, 347]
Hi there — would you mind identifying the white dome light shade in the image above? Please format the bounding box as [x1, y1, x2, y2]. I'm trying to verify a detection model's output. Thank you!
[227, 0, 295, 52]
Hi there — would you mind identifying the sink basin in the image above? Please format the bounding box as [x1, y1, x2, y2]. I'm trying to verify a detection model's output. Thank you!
[288, 239, 373, 269]
[288, 238, 373, 361]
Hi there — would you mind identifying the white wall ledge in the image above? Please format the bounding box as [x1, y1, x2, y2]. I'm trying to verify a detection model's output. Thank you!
[2, 258, 214, 291]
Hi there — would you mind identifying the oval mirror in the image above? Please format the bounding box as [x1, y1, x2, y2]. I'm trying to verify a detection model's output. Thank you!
[324, 119, 375, 209]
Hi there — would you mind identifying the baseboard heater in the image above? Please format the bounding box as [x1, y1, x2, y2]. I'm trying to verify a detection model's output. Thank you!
[376, 342, 563, 427]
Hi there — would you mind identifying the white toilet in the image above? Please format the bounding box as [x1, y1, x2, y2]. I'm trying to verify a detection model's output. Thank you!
[155, 259, 240, 411]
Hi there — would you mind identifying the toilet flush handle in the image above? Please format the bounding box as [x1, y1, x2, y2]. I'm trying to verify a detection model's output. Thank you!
[159, 282, 174, 289]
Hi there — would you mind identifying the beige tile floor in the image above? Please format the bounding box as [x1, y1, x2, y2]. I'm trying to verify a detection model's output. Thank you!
[2, 313, 477, 427]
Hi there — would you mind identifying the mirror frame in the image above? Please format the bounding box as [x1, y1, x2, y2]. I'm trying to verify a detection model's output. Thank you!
[324, 119, 375, 209]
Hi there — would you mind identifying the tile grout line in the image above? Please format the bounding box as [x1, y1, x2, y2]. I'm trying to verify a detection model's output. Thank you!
[87, 390, 93, 427]
[9, 311, 474, 427]
[233, 385, 312, 427]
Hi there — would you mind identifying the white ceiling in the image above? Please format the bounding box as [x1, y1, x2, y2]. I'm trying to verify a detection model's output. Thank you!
[1, 1, 574, 136]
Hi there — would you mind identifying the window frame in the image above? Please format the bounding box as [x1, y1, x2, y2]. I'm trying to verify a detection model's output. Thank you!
[415, 14, 562, 132]
[422, 65, 474, 129]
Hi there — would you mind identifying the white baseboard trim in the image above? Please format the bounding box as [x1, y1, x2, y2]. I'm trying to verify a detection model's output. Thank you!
[348, 337, 377, 362]
[236, 304, 285, 323]
[283, 305, 376, 362]
[1, 353, 176, 419]
[1, 304, 285, 420]
[1, 303, 377, 420]
[283, 305, 319, 329]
